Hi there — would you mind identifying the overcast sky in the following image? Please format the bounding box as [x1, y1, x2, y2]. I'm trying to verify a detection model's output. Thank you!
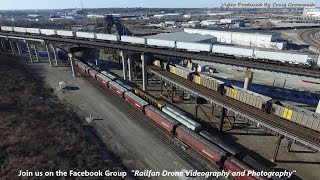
[0, 0, 318, 10]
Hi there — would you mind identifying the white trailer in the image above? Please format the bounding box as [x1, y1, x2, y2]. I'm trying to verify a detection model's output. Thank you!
[176, 41, 212, 52]
[76, 32, 96, 39]
[146, 38, 176, 48]
[26, 28, 41, 34]
[96, 33, 120, 41]
[254, 50, 309, 64]
[121, 36, 146, 45]
[1, 26, 13, 32]
[212, 45, 254, 58]
[13, 27, 27, 33]
[56, 30, 75, 37]
[40, 29, 57, 36]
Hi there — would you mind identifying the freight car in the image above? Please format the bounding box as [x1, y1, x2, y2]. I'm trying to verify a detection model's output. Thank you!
[200, 130, 242, 157]
[144, 105, 179, 133]
[176, 41, 213, 52]
[175, 125, 227, 165]
[124, 91, 149, 112]
[162, 105, 202, 132]
[132, 88, 165, 109]
[224, 85, 272, 111]
[271, 101, 320, 132]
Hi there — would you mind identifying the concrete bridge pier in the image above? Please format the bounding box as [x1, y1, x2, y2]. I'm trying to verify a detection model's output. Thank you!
[50, 44, 58, 66]
[127, 54, 135, 81]
[9, 40, 15, 54]
[0, 40, 6, 52]
[25, 43, 33, 63]
[120, 51, 128, 80]
[45, 44, 53, 67]
[33, 45, 39, 62]
[68, 53, 76, 77]
[141, 53, 153, 91]
[16, 42, 22, 56]
[244, 69, 254, 90]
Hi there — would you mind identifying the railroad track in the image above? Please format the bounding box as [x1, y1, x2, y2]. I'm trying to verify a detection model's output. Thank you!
[149, 66, 320, 147]
[299, 29, 320, 48]
[76, 70, 222, 180]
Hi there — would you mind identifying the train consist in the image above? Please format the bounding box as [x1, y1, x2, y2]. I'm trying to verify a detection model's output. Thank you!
[74, 60, 275, 180]
[153, 60, 320, 133]
[0, 26, 315, 66]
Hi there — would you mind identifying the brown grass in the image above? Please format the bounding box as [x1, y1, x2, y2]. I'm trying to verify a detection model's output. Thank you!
[0, 55, 123, 179]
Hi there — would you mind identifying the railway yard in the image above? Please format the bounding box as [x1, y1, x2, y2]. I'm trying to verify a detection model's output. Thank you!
[1, 48, 316, 179]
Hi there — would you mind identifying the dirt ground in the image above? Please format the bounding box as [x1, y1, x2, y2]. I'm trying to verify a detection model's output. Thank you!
[0, 54, 126, 179]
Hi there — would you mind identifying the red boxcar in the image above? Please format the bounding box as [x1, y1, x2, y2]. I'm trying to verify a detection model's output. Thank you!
[145, 105, 179, 133]
[88, 69, 98, 79]
[96, 73, 111, 89]
[75, 61, 87, 73]
[224, 157, 267, 180]
[84, 66, 91, 75]
[175, 126, 226, 165]
[124, 91, 149, 112]
[108, 81, 127, 98]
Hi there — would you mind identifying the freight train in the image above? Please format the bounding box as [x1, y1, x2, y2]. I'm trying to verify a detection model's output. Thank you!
[0, 26, 315, 66]
[74, 59, 290, 180]
[153, 60, 320, 133]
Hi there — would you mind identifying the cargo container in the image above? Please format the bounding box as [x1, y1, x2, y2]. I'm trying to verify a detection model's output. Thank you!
[199, 130, 241, 156]
[146, 38, 176, 48]
[224, 86, 272, 110]
[271, 102, 320, 132]
[145, 105, 179, 133]
[124, 91, 149, 112]
[1, 26, 13, 32]
[153, 59, 161, 67]
[121, 36, 146, 45]
[175, 126, 226, 164]
[108, 81, 127, 97]
[76, 31, 96, 39]
[169, 65, 177, 74]
[40, 29, 57, 36]
[175, 65, 191, 79]
[57, 30, 75, 37]
[26, 28, 40, 34]
[212, 45, 254, 58]
[199, 74, 225, 92]
[96, 33, 120, 42]
[224, 157, 267, 180]
[13, 27, 27, 33]
[176, 41, 212, 52]
[96, 73, 111, 88]
[254, 50, 309, 65]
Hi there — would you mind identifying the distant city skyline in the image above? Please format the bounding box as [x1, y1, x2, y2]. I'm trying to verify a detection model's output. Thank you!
[0, 0, 318, 10]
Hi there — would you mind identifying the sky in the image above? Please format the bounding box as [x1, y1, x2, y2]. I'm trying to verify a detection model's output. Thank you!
[0, 0, 318, 10]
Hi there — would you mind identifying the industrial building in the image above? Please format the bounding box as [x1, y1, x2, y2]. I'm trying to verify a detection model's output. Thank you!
[144, 32, 217, 43]
[303, 7, 320, 18]
[184, 28, 286, 50]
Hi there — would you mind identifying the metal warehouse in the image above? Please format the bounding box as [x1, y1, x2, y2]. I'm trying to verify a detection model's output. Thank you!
[184, 28, 286, 50]
[145, 32, 217, 43]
